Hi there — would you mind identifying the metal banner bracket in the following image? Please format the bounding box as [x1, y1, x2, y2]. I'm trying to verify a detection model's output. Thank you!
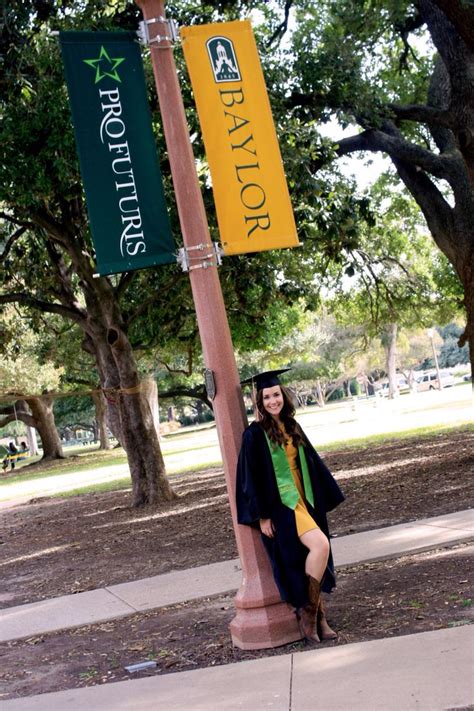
[177, 242, 224, 272]
[204, 368, 216, 401]
[137, 17, 179, 47]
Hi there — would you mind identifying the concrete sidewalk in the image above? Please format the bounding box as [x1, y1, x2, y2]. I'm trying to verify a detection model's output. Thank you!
[1, 510, 472, 644]
[2, 626, 472, 710]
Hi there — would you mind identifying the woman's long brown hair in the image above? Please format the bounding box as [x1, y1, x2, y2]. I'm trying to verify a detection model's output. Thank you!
[255, 385, 304, 448]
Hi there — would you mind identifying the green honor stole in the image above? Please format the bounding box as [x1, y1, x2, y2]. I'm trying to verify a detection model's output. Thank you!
[264, 432, 315, 510]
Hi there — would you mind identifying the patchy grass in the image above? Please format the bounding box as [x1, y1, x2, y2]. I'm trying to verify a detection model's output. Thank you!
[0, 448, 128, 486]
[2, 422, 472, 501]
[54, 460, 223, 499]
[319, 422, 474, 454]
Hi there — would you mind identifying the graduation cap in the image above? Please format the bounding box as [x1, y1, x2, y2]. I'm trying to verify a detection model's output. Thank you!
[241, 368, 290, 392]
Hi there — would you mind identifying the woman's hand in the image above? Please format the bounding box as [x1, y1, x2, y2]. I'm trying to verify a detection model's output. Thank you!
[259, 518, 275, 538]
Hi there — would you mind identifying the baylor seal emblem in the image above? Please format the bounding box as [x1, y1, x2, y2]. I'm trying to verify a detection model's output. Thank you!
[206, 36, 241, 82]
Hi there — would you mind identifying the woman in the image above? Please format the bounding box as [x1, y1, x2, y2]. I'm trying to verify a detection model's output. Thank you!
[236, 369, 344, 643]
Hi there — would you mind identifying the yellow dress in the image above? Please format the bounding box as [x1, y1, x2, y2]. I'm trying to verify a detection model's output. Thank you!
[281, 427, 319, 537]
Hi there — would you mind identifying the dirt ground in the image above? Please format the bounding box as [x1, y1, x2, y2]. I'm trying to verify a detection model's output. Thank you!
[0, 428, 473, 700]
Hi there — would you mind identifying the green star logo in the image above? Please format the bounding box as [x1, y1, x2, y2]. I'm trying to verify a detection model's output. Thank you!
[83, 46, 126, 83]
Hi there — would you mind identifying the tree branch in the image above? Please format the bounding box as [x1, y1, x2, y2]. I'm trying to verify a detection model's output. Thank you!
[391, 155, 457, 263]
[30, 209, 98, 289]
[0, 211, 35, 229]
[42, 239, 87, 315]
[388, 103, 454, 128]
[335, 129, 456, 179]
[0, 292, 87, 324]
[0, 414, 16, 428]
[157, 347, 193, 377]
[315, 116, 460, 266]
[0, 400, 35, 427]
[115, 271, 136, 299]
[125, 273, 183, 327]
[395, 10, 424, 71]
[266, 0, 294, 47]
[30, 209, 70, 247]
[159, 384, 212, 411]
[0, 225, 27, 261]
[0, 412, 36, 428]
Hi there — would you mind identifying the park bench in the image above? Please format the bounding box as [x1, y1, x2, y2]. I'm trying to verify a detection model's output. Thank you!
[1, 448, 29, 472]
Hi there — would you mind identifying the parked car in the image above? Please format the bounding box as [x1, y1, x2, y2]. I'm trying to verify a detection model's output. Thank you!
[379, 376, 410, 396]
[415, 371, 455, 391]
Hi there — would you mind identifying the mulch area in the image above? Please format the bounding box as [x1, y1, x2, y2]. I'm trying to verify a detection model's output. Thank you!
[0, 428, 473, 700]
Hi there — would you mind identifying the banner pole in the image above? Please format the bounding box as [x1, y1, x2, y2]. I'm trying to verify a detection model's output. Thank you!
[135, 0, 301, 649]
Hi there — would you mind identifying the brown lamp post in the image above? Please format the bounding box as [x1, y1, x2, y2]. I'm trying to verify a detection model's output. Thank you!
[135, 0, 301, 648]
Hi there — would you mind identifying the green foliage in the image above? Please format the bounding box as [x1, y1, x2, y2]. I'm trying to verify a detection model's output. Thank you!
[0, 310, 63, 394]
[437, 324, 470, 367]
[1, 0, 359, 380]
[328, 186, 461, 336]
[53, 395, 96, 434]
[278, 0, 433, 131]
[254, 0, 471, 362]
[1, 0, 470, 402]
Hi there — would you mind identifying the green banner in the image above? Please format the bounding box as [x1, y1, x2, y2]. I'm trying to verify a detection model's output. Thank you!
[60, 31, 175, 275]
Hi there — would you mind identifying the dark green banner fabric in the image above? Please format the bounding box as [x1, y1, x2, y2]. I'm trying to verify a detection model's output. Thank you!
[60, 31, 175, 275]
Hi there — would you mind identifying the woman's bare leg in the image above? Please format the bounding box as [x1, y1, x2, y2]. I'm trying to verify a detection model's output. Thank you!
[296, 528, 330, 642]
[299, 528, 339, 641]
[299, 527, 330, 582]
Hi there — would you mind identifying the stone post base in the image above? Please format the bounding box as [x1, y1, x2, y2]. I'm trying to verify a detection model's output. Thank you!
[230, 601, 302, 650]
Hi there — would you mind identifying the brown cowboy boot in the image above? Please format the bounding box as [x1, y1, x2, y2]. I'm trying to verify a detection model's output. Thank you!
[298, 576, 322, 642]
[298, 605, 320, 642]
[317, 599, 338, 640]
[308, 575, 322, 610]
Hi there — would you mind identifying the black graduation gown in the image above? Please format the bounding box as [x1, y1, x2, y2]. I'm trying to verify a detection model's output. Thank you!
[236, 420, 344, 609]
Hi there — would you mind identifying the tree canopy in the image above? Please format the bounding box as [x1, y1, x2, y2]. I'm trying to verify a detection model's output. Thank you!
[0, 0, 471, 487]
[265, 0, 473, 366]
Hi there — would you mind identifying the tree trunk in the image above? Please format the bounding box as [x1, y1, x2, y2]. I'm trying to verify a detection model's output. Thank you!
[194, 399, 205, 420]
[315, 379, 325, 407]
[0, 399, 63, 460]
[25, 396, 64, 459]
[78, 274, 176, 506]
[26, 425, 39, 455]
[106, 327, 176, 507]
[90, 340, 124, 447]
[384, 324, 398, 398]
[0, 210, 176, 504]
[92, 391, 111, 450]
[141, 378, 160, 438]
[459, 260, 474, 376]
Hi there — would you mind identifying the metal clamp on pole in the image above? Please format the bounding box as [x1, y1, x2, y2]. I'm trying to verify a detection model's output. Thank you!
[177, 242, 224, 272]
[137, 17, 179, 46]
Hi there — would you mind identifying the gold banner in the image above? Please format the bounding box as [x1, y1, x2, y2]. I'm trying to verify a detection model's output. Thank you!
[180, 20, 299, 255]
